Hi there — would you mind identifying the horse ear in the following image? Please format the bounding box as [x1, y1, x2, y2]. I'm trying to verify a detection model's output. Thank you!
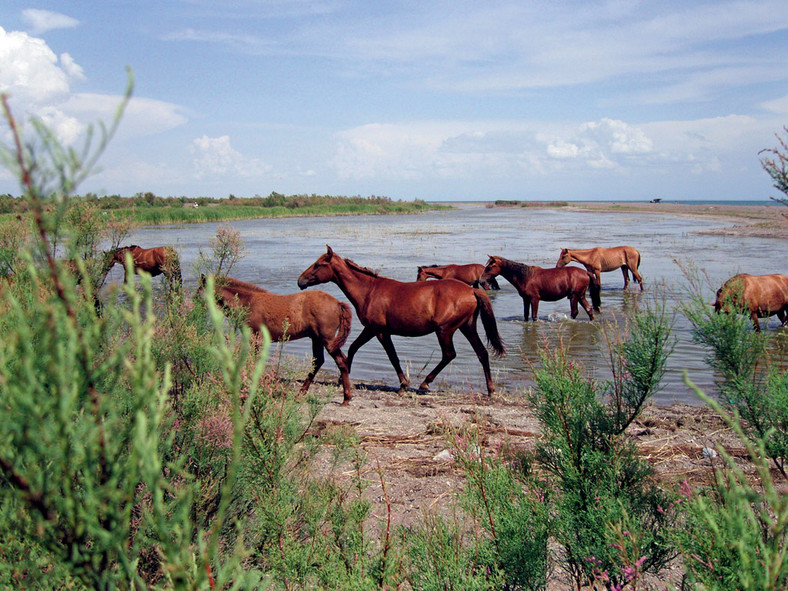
[326, 245, 334, 259]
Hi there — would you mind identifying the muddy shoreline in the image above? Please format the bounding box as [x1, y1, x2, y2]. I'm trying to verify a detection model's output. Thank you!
[544, 200, 788, 239]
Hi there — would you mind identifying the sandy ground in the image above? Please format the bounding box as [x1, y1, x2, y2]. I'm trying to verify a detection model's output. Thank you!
[562, 201, 788, 239]
[298, 203, 783, 587]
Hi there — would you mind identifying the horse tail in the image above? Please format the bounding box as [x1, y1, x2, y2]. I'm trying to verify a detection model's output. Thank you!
[474, 289, 505, 357]
[588, 273, 602, 310]
[328, 301, 353, 352]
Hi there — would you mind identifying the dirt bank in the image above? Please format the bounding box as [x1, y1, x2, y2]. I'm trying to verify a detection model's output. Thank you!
[308, 381, 750, 528]
[560, 201, 788, 240]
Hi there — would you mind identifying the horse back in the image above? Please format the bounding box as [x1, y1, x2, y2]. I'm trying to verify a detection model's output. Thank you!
[743, 274, 788, 314]
[363, 277, 477, 335]
[522, 266, 589, 301]
[597, 246, 639, 272]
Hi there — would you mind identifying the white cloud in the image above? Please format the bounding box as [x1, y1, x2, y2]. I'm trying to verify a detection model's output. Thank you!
[0, 26, 71, 104]
[59, 52, 85, 81]
[759, 95, 788, 114]
[22, 9, 79, 35]
[331, 114, 776, 183]
[190, 135, 270, 179]
[0, 26, 188, 147]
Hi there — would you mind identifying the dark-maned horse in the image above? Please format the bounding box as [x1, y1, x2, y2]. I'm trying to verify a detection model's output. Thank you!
[416, 263, 500, 290]
[200, 275, 354, 404]
[713, 273, 788, 332]
[298, 246, 505, 396]
[106, 245, 182, 286]
[556, 246, 643, 291]
[481, 255, 596, 322]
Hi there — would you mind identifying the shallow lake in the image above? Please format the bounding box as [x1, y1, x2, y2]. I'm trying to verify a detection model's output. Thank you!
[120, 204, 788, 406]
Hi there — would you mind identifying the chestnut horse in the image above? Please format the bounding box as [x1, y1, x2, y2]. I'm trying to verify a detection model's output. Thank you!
[416, 263, 500, 290]
[481, 255, 596, 322]
[713, 273, 788, 332]
[200, 275, 354, 404]
[298, 246, 505, 396]
[106, 245, 182, 286]
[556, 246, 643, 291]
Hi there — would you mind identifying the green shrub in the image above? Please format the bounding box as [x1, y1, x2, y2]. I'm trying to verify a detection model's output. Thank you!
[528, 305, 676, 589]
[675, 381, 788, 590]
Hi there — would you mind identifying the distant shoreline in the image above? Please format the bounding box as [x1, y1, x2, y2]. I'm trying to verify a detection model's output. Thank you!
[468, 200, 788, 240]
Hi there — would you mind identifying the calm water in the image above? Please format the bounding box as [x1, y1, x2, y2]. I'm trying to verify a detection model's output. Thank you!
[119, 204, 788, 405]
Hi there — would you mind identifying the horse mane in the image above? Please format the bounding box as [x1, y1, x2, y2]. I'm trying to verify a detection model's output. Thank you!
[344, 258, 379, 277]
[497, 257, 535, 279]
[216, 275, 269, 294]
[421, 264, 441, 269]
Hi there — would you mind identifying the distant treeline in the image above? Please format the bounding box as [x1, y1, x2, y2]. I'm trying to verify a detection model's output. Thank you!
[0, 191, 446, 223]
[0, 191, 424, 213]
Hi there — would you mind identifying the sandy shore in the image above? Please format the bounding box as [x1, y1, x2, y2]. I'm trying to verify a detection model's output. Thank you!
[548, 201, 788, 239]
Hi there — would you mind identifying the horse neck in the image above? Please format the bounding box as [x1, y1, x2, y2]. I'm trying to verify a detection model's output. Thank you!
[498, 259, 534, 282]
[217, 284, 258, 307]
[568, 249, 593, 264]
[330, 257, 378, 306]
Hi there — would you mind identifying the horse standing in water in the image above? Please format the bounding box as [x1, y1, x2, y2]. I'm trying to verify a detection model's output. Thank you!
[106, 245, 182, 287]
[416, 263, 500, 290]
[555, 246, 643, 292]
[200, 275, 354, 404]
[298, 246, 505, 396]
[712, 273, 788, 332]
[481, 255, 597, 322]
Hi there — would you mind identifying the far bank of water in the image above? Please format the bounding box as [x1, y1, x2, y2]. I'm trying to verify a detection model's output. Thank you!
[120, 204, 787, 406]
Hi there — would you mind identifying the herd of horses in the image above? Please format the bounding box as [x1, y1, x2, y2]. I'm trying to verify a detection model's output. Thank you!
[108, 243, 788, 405]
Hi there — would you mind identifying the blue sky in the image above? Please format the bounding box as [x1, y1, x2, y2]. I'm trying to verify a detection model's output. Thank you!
[1, 1, 788, 201]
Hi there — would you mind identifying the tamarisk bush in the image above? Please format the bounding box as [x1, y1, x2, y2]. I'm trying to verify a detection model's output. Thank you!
[674, 382, 788, 590]
[0, 75, 268, 588]
[528, 305, 676, 589]
[682, 265, 788, 476]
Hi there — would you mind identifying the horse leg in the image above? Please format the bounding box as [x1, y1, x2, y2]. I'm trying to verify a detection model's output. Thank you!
[522, 298, 531, 321]
[530, 297, 540, 321]
[330, 350, 353, 405]
[750, 311, 762, 332]
[301, 337, 325, 395]
[631, 266, 644, 291]
[418, 330, 456, 393]
[347, 326, 376, 372]
[459, 324, 494, 396]
[621, 266, 630, 289]
[377, 332, 409, 392]
[569, 294, 580, 319]
[579, 293, 594, 320]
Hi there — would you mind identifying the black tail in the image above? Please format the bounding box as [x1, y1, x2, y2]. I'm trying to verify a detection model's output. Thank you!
[474, 290, 505, 357]
[589, 274, 601, 311]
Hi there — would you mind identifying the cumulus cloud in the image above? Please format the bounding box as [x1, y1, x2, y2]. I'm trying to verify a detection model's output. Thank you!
[190, 135, 270, 179]
[333, 118, 659, 181]
[22, 9, 79, 35]
[0, 26, 188, 146]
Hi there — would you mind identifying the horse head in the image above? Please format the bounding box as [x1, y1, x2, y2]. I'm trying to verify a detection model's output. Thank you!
[298, 245, 336, 289]
[416, 266, 428, 281]
[480, 256, 502, 283]
[555, 248, 571, 268]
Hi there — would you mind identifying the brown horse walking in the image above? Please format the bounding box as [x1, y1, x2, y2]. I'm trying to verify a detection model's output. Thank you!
[416, 263, 500, 290]
[713, 273, 788, 331]
[481, 255, 596, 322]
[556, 246, 643, 291]
[200, 275, 354, 404]
[298, 246, 505, 396]
[106, 245, 182, 286]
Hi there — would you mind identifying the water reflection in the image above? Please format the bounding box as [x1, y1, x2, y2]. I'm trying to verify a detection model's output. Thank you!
[123, 204, 787, 405]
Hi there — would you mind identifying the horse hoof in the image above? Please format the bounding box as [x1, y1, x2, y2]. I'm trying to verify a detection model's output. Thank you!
[417, 383, 431, 394]
[340, 399, 351, 407]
